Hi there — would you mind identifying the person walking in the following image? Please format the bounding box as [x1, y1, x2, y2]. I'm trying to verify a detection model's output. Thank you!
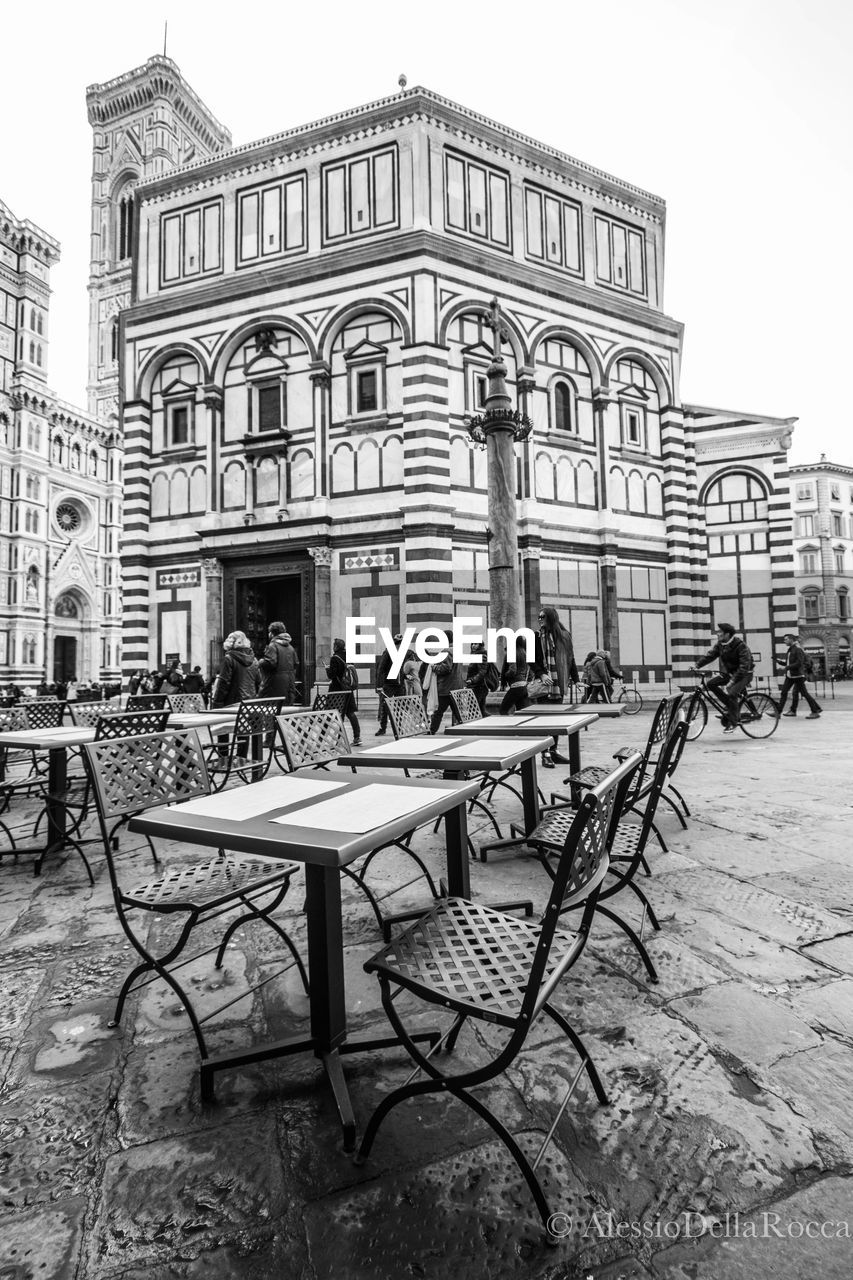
[401, 650, 422, 700]
[777, 633, 822, 719]
[499, 647, 531, 716]
[328, 637, 361, 745]
[210, 631, 261, 768]
[258, 621, 299, 703]
[375, 634, 404, 735]
[428, 653, 465, 733]
[692, 621, 754, 732]
[466, 641, 497, 715]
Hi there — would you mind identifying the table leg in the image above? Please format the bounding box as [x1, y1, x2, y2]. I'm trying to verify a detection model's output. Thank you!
[34, 748, 68, 876]
[443, 799, 470, 897]
[568, 728, 582, 808]
[521, 755, 540, 833]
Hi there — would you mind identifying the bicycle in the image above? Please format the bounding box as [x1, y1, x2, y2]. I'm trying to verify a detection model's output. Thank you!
[679, 672, 780, 740]
[613, 679, 643, 715]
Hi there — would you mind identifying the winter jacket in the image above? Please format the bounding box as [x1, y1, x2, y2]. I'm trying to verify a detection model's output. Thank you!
[258, 637, 299, 697]
[328, 651, 357, 713]
[783, 642, 807, 677]
[376, 651, 402, 695]
[584, 655, 610, 687]
[433, 657, 465, 697]
[182, 672, 205, 694]
[211, 648, 261, 707]
[696, 635, 754, 681]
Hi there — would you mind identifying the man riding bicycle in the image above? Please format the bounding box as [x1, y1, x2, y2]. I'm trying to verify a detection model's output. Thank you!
[692, 621, 754, 732]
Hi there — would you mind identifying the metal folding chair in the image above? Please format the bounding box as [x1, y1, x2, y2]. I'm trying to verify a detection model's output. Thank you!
[355, 761, 629, 1236]
[206, 697, 284, 790]
[83, 728, 307, 1083]
[276, 710, 440, 937]
[311, 690, 350, 717]
[166, 692, 206, 714]
[126, 694, 170, 711]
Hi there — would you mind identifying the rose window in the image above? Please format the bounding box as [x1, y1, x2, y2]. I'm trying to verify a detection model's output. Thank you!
[56, 503, 82, 533]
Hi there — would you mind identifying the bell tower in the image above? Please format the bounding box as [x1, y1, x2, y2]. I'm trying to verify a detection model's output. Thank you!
[85, 56, 231, 422]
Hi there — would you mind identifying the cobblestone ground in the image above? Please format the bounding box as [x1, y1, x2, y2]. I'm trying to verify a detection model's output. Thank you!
[1, 689, 851, 1279]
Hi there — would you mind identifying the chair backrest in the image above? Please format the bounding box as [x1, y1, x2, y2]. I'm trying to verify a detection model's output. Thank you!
[233, 697, 285, 739]
[126, 694, 169, 712]
[646, 693, 683, 756]
[312, 690, 350, 717]
[521, 755, 641, 1024]
[23, 699, 64, 730]
[0, 705, 29, 732]
[94, 710, 171, 740]
[450, 688, 482, 724]
[166, 692, 205, 714]
[70, 703, 112, 728]
[276, 709, 350, 770]
[83, 728, 210, 822]
[386, 694, 429, 739]
[626, 719, 688, 851]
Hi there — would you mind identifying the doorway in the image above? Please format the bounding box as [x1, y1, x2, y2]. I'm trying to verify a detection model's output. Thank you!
[237, 574, 304, 690]
[54, 636, 78, 682]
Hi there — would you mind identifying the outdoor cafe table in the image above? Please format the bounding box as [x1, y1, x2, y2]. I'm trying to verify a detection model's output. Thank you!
[520, 701, 626, 717]
[0, 715, 237, 874]
[446, 711, 599, 780]
[128, 768, 480, 1150]
[338, 734, 556, 835]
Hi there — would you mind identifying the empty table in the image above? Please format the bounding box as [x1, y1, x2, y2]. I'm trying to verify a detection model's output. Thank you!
[129, 768, 480, 1150]
[340, 733, 555, 835]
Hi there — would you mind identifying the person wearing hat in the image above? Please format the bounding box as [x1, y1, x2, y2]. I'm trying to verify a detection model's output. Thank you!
[776, 632, 821, 719]
[259, 621, 299, 703]
[375, 633, 404, 735]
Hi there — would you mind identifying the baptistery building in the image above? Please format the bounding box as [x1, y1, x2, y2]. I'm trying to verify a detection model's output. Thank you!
[95, 57, 797, 688]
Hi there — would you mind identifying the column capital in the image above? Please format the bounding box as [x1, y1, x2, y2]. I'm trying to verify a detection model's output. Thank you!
[592, 387, 612, 408]
[309, 361, 332, 388]
[201, 557, 222, 578]
[202, 384, 223, 411]
[308, 545, 333, 568]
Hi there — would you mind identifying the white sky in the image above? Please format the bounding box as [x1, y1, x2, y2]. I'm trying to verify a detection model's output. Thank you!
[2, 0, 850, 465]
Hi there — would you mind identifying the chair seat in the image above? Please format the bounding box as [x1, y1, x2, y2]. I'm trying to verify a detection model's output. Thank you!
[567, 763, 610, 788]
[125, 855, 300, 913]
[525, 805, 576, 848]
[609, 824, 643, 862]
[367, 897, 580, 1024]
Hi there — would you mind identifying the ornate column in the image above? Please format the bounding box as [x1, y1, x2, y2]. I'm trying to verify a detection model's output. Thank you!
[599, 548, 620, 663]
[516, 370, 536, 501]
[202, 557, 223, 674]
[310, 362, 331, 498]
[202, 385, 222, 513]
[592, 387, 612, 511]
[308, 544, 332, 686]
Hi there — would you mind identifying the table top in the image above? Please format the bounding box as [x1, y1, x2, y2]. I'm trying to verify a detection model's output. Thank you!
[0, 724, 97, 750]
[446, 712, 599, 736]
[167, 711, 236, 732]
[521, 701, 624, 717]
[339, 733, 555, 772]
[129, 768, 481, 869]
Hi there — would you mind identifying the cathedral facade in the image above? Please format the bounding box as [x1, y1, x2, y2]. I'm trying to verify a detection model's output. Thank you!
[0, 199, 122, 686]
[99, 61, 797, 687]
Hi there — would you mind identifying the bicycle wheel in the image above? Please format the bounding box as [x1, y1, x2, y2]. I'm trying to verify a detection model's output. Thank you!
[738, 692, 780, 739]
[682, 694, 707, 741]
[621, 688, 643, 715]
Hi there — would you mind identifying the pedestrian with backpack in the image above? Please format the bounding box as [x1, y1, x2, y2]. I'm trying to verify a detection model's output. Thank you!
[328, 637, 361, 745]
[776, 633, 822, 719]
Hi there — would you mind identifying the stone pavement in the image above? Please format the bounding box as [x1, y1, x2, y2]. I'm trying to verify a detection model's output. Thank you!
[0, 690, 851, 1279]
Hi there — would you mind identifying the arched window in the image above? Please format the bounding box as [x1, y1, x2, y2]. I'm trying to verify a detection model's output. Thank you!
[36, 313, 43, 336]
[30, 308, 36, 330]
[71, 443, 82, 471]
[837, 588, 849, 620]
[29, 341, 35, 363]
[36, 345, 42, 367]
[89, 450, 99, 477]
[117, 192, 135, 261]
[552, 379, 576, 433]
[52, 436, 64, 466]
[110, 319, 119, 363]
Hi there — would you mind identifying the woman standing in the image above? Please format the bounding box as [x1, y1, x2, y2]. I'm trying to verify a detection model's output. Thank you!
[328, 637, 362, 746]
[534, 606, 579, 701]
[210, 631, 261, 767]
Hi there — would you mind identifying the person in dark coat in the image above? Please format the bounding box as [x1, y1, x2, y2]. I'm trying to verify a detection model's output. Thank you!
[375, 634, 404, 735]
[210, 632, 261, 708]
[182, 666, 206, 695]
[428, 655, 466, 734]
[692, 622, 754, 731]
[258, 621, 299, 702]
[776, 632, 822, 719]
[328, 637, 361, 745]
[210, 631, 261, 767]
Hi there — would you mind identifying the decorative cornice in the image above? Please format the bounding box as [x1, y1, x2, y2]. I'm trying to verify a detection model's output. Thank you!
[135, 87, 664, 224]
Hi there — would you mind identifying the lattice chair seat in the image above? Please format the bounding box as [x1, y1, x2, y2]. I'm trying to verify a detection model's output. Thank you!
[82, 728, 308, 1092]
[356, 765, 631, 1236]
[370, 898, 581, 1023]
[126, 853, 301, 913]
[563, 693, 683, 804]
